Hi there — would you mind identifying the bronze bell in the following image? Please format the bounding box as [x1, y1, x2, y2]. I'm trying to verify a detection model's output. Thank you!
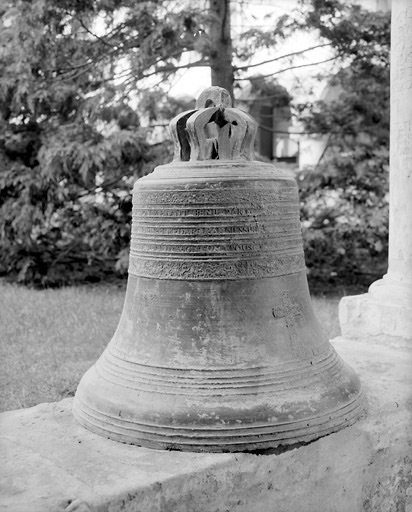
[73, 86, 364, 452]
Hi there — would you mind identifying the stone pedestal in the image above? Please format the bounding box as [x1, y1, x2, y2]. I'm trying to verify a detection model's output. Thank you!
[339, 0, 412, 343]
[1, 337, 411, 512]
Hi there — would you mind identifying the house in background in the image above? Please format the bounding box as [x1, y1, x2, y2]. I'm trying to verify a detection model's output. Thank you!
[236, 0, 391, 170]
[169, 0, 391, 169]
[238, 77, 299, 164]
[297, 79, 343, 169]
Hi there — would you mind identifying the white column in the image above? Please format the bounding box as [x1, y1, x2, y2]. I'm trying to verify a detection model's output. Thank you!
[339, 0, 412, 343]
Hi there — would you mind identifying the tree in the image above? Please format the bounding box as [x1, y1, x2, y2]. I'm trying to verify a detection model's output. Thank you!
[0, 0, 297, 285]
[209, 0, 234, 98]
[295, 1, 390, 290]
[0, 0, 193, 285]
[0, 0, 390, 287]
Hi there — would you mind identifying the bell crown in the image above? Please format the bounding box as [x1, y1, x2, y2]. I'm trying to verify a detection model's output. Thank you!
[170, 86, 257, 162]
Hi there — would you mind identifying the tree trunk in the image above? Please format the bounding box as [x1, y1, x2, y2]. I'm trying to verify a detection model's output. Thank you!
[209, 0, 234, 100]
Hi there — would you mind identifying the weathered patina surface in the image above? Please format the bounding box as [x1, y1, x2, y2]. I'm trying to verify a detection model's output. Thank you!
[73, 87, 364, 452]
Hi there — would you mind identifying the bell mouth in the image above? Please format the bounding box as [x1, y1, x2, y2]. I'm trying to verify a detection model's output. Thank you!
[73, 351, 365, 453]
[73, 273, 365, 453]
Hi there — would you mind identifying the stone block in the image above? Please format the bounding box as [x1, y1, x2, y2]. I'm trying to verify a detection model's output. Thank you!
[340, 293, 412, 345]
[1, 337, 411, 512]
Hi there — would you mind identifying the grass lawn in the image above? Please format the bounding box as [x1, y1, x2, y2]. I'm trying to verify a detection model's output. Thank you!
[0, 281, 343, 413]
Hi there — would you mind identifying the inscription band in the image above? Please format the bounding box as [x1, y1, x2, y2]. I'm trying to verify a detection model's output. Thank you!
[128, 253, 306, 280]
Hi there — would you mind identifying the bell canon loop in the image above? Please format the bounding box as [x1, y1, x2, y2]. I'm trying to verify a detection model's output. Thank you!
[73, 86, 365, 452]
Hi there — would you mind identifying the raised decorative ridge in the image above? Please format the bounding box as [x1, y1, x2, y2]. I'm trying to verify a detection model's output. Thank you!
[128, 254, 306, 280]
[133, 187, 299, 205]
[94, 347, 341, 396]
[75, 393, 364, 434]
[73, 390, 365, 452]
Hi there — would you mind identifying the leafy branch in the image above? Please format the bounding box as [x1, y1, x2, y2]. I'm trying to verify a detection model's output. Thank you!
[236, 56, 340, 81]
[234, 43, 333, 72]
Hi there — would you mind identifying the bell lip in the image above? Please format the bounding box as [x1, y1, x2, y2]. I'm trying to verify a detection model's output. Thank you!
[72, 350, 366, 453]
[72, 376, 366, 453]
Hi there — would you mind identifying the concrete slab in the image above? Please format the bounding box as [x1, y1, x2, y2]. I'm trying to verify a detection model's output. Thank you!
[1, 337, 411, 512]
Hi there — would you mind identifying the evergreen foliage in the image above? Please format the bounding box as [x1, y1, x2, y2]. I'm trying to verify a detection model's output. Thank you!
[0, 0, 186, 285]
